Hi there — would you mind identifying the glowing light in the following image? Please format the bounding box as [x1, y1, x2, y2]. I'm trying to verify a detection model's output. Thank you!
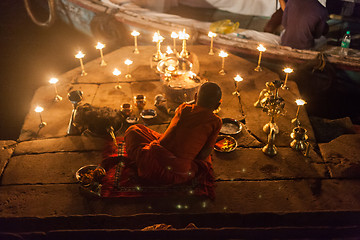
[283, 67, 294, 74]
[34, 106, 44, 113]
[234, 75, 243, 82]
[166, 46, 173, 55]
[257, 44, 266, 52]
[219, 50, 228, 58]
[171, 32, 178, 39]
[152, 31, 164, 42]
[112, 68, 121, 76]
[295, 99, 306, 106]
[124, 59, 133, 66]
[167, 65, 175, 71]
[131, 30, 140, 37]
[75, 51, 85, 59]
[95, 42, 105, 50]
[208, 31, 217, 38]
[49, 78, 58, 84]
[178, 29, 189, 40]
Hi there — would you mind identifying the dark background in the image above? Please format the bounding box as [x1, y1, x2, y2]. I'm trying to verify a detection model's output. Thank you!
[0, 1, 101, 140]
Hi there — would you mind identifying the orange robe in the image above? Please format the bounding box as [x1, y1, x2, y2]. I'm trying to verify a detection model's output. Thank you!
[124, 103, 222, 185]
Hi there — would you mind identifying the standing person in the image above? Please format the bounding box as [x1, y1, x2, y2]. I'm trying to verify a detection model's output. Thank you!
[124, 82, 222, 185]
[264, 0, 287, 34]
[280, 0, 329, 50]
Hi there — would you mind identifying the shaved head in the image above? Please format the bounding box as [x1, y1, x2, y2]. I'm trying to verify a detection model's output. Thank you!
[196, 82, 222, 110]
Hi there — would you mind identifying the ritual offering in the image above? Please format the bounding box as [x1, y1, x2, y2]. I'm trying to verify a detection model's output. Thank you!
[134, 94, 146, 109]
[124, 59, 133, 79]
[95, 42, 107, 66]
[152, 31, 164, 62]
[74, 103, 124, 137]
[208, 31, 217, 55]
[75, 51, 87, 76]
[214, 135, 238, 152]
[178, 29, 190, 58]
[34, 106, 46, 129]
[254, 44, 266, 72]
[291, 99, 307, 127]
[220, 118, 242, 135]
[140, 109, 157, 119]
[76, 165, 106, 196]
[282, 67, 293, 90]
[218, 50, 228, 75]
[171, 31, 178, 52]
[120, 103, 133, 117]
[131, 30, 140, 54]
[49, 77, 62, 102]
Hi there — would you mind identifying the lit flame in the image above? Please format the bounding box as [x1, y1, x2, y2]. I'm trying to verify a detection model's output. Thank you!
[113, 68, 121, 76]
[131, 30, 140, 37]
[152, 31, 164, 42]
[257, 44, 266, 52]
[49, 77, 58, 84]
[295, 99, 306, 106]
[95, 42, 105, 50]
[234, 75, 243, 82]
[208, 31, 217, 38]
[124, 59, 133, 66]
[166, 46, 173, 55]
[167, 65, 176, 71]
[35, 106, 44, 113]
[188, 71, 196, 78]
[219, 50, 229, 58]
[283, 67, 294, 74]
[75, 51, 85, 59]
[171, 32, 178, 38]
[178, 29, 189, 40]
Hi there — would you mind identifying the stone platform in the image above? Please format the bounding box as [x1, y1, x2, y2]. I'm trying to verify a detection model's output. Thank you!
[1, 45, 360, 238]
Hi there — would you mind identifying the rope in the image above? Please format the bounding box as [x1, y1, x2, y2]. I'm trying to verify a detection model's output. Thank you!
[24, 0, 56, 27]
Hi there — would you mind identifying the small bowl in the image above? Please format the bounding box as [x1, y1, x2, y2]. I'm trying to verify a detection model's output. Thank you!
[214, 135, 238, 153]
[220, 118, 242, 135]
[126, 116, 139, 124]
[140, 109, 157, 119]
[75, 165, 106, 186]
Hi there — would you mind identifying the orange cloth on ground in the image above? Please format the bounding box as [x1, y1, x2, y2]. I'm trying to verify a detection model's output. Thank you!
[124, 103, 222, 185]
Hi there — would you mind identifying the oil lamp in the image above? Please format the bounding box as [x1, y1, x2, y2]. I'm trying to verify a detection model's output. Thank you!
[233, 74, 243, 95]
[291, 99, 306, 126]
[171, 31, 178, 52]
[152, 31, 164, 62]
[95, 42, 107, 66]
[113, 68, 122, 89]
[49, 77, 62, 102]
[208, 31, 217, 55]
[35, 106, 46, 128]
[178, 29, 190, 58]
[131, 30, 140, 54]
[218, 50, 228, 75]
[67, 90, 83, 135]
[282, 67, 293, 90]
[75, 51, 87, 76]
[124, 59, 133, 79]
[254, 44, 266, 72]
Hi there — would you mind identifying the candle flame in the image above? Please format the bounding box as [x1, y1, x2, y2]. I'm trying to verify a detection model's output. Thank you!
[189, 71, 196, 78]
[95, 42, 105, 50]
[234, 75, 243, 82]
[166, 46, 173, 55]
[152, 31, 164, 42]
[219, 50, 229, 58]
[75, 51, 85, 59]
[283, 67, 294, 74]
[171, 32, 178, 38]
[178, 29, 189, 40]
[35, 106, 44, 113]
[49, 77, 58, 84]
[113, 68, 121, 76]
[295, 99, 306, 106]
[131, 30, 140, 37]
[208, 31, 217, 38]
[167, 65, 176, 71]
[257, 44, 266, 52]
[124, 59, 133, 66]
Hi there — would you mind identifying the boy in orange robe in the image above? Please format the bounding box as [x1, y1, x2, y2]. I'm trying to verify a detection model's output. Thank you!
[124, 82, 222, 185]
